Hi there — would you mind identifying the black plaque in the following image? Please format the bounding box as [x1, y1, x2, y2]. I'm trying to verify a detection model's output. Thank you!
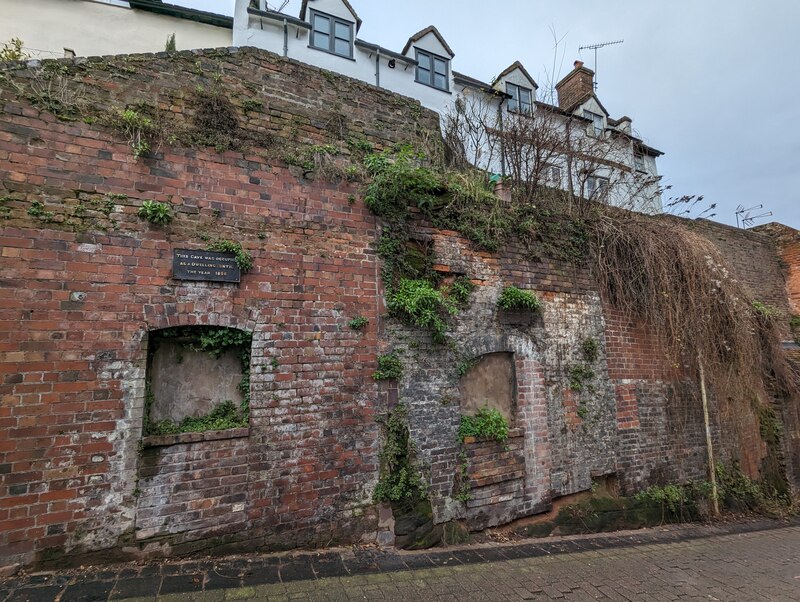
[173, 249, 241, 283]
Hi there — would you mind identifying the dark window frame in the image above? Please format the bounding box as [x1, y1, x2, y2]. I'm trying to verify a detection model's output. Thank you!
[506, 82, 533, 114]
[309, 9, 354, 59]
[415, 48, 450, 92]
[583, 110, 605, 137]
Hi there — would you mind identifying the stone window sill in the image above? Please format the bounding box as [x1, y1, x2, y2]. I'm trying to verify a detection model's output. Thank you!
[142, 427, 250, 448]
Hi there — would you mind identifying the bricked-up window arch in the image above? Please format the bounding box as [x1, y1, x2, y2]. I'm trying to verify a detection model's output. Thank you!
[458, 352, 517, 423]
[144, 326, 252, 436]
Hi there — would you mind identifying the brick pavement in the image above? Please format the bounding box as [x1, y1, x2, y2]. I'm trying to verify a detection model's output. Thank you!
[1, 519, 799, 601]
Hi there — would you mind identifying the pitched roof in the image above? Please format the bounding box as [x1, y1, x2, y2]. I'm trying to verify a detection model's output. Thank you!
[494, 61, 538, 89]
[129, 0, 232, 28]
[562, 92, 610, 117]
[300, 0, 363, 31]
[401, 25, 455, 58]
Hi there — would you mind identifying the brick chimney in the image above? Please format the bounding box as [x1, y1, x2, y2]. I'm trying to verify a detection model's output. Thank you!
[555, 60, 595, 110]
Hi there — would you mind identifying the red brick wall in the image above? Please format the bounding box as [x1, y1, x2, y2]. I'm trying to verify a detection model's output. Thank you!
[0, 47, 796, 571]
[0, 47, 437, 571]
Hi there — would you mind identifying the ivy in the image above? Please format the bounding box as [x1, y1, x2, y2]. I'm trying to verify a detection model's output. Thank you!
[147, 400, 247, 436]
[373, 404, 427, 506]
[373, 353, 403, 381]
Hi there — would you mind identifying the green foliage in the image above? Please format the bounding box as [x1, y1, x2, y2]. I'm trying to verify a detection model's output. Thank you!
[458, 406, 510, 443]
[388, 278, 455, 344]
[373, 404, 427, 506]
[363, 145, 442, 221]
[759, 404, 782, 446]
[0, 38, 26, 62]
[569, 364, 596, 393]
[582, 337, 599, 363]
[635, 484, 687, 514]
[241, 98, 263, 113]
[145, 326, 252, 436]
[373, 353, 403, 380]
[27, 200, 55, 222]
[433, 170, 511, 252]
[112, 108, 156, 158]
[445, 276, 475, 308]
[790, 314, 800, 330]
[456, 358, 476, 378]
[206, 239, 254, 273]
[137, 200, 173, 225]
[497, 286, 542, 311]
[348, 316, 369, 331]
[752, 300, 779, 320]
[165, 33, 176, 52]
[147, 400, 248, 436]
[454, 451, 471, 503]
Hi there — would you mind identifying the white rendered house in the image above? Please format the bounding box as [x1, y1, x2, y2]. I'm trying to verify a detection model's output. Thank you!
[235, 0, 663, 212]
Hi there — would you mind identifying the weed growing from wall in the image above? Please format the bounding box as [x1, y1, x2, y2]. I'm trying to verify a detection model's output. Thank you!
[373, 404, 427, 508]
[458, 407, 510, 443]
[206, 239, 254, 273]
[373, 354, 403, 381]
[137, 200, 173, 225]
[497, 286, 542, 311]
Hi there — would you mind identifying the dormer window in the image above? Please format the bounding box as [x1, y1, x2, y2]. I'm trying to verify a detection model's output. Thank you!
[506, 83, 533, 114]
[583, 110, 604, 137]
[310, 10, 353, 58]
[634, 151, 646, 172]
[415, 50, 449, 91]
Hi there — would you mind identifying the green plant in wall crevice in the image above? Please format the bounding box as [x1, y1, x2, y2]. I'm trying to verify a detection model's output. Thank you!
[373, 353, 403, 381]
[458, 406, 510, 443]
[207, 239, 254, 273]
[373, 404, 427, 508]
[497, 286, 541, 311]
[137, 200, 173, 225]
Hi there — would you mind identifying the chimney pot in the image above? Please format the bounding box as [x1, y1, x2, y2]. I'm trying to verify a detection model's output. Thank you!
[574, 60, 584, 69]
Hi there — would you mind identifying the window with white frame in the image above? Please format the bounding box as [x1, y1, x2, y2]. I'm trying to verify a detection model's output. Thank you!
[310, 10, 353, 58]
[587, 175, 609, 198]
[543, 164, 561, 185]
[583, 110, 604, 137]
[415, 50, 449, 91]
[506, 83, 533, 114]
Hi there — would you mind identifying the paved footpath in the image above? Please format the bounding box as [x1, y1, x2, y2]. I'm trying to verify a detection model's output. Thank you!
[2, 519, 799, 601]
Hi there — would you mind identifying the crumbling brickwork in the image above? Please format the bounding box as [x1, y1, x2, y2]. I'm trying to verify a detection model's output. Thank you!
[0, 47, 796, 572]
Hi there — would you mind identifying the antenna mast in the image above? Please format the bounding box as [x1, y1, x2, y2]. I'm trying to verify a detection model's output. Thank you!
[578, 39, 624, 90]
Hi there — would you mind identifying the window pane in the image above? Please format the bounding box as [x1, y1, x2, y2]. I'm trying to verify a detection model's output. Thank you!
[434, 73, 447, 90]
[334, 21, 350, 40]
[417, 52, 431, 71]
[434, 58, 447, 76]
[520, 89, 532, 106]
[312, 31, 330, 50]
[507, 96, 519, 112]
[334, 37, 350, 56]
[313, 14, 330, 34]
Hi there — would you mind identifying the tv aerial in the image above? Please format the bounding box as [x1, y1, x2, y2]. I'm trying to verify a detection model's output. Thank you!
[735, 204, 772, 228]
[267, 1, 290, 11]
[578, 40, 624, 90]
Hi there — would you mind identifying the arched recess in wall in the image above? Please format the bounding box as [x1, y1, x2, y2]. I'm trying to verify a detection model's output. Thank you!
[143, 325, 253, 437]
[458, 352, 517, 423]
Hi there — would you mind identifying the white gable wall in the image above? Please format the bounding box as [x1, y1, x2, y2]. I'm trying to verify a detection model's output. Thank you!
[304, 0, 358, 24]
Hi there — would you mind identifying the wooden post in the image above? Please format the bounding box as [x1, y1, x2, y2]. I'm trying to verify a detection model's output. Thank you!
[698, 354, 720, 516]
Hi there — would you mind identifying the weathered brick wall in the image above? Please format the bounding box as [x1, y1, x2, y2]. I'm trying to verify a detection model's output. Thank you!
[754, 223, 800, 316]
[0, 46, 796, 572]
[0, 47, 437, 571]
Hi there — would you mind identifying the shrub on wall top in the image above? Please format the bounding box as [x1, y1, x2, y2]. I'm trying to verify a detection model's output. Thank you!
[497, 286, 541, 312]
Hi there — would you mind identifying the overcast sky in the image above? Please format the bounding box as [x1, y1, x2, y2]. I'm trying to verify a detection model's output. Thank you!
[176, 0, 799, 229]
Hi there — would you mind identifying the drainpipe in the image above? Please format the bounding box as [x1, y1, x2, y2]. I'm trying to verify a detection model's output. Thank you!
[375, 49, 381, 87]
[498, 96, 507, 177]
[283, 19, 288, 57]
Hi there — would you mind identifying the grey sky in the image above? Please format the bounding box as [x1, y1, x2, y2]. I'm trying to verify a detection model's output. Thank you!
[176, 0, 799, 229]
